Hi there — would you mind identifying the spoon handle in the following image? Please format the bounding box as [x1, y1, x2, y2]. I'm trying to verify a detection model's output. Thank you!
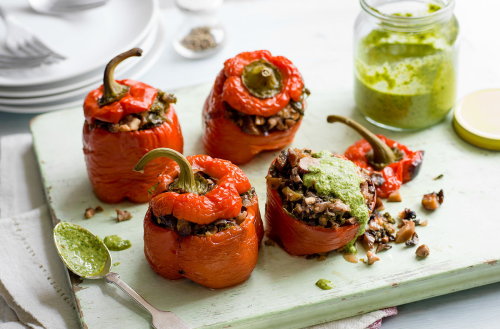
[105, 272, 190, 329]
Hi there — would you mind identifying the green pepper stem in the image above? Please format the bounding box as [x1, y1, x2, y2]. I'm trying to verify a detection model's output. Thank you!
[242, 59, 283, 99]
[133, 148, 197, 193]
[326, 115, 396, 170]
[99, 48, 143, 106]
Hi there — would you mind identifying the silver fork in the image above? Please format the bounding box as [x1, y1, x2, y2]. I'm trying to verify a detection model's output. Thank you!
[29, 0, 109, 15]
[0, 6, 65, 67]
[0, 54, 49, 69]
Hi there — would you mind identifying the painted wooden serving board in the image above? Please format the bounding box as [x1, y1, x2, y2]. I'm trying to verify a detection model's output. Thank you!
[31, 83, 500, 329]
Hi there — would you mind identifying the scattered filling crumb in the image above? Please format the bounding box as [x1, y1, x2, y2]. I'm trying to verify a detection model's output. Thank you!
[433, 174, 444, 180]
[359, 206, 430, 264]
[315, 279, 334, 290]
[387, 190, 402, 202]
[416, 244, 430, 258]
[422, 189, 444, 210]
[84, 205, 103, 219]
[116, 209, 132, 222]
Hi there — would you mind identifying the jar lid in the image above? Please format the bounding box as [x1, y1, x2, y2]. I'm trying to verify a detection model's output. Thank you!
[453, 89, 500, 151]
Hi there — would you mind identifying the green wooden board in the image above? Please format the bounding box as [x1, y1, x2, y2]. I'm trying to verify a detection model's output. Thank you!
[31, 84, 500, 329]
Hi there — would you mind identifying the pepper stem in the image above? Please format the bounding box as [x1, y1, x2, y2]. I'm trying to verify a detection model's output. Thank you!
[99, 48, 143, 106]
[242, 59, 283, 99]
[326, 115, 396, 170]
[134, 148, 197, 193]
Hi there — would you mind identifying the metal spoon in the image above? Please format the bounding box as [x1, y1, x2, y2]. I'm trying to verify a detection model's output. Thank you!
[53, 222, 190, 329]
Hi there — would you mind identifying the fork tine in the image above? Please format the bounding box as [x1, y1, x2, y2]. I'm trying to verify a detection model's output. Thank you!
[0, 6, 66, 66]
[13, 40, 47, 58]
[0, 56, 47, 69]
[31, 38, 66, 60]
[0, 54, 48, 61]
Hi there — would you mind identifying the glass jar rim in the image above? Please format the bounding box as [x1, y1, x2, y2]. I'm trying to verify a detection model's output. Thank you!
[360, 0, 455, 29]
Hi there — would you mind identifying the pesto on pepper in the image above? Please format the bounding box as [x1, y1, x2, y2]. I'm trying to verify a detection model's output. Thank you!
[354, 4, 459, 130]
[303, 151, 370, 253]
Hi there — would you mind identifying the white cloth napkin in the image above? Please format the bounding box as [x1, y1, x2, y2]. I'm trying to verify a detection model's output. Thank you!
[0, 134, 79, 329]
[0, 133, 396, 329]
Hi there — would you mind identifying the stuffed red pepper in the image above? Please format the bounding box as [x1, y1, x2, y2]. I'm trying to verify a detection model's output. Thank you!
[135, 148, 264, 289]
[83, 48, 184, 203]
[203, 50, 309, 164]
[327, 115, 424, 199]
[266, 148, 376, 255]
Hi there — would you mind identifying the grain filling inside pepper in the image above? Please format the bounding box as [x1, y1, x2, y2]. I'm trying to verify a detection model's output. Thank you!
[225, 58, 309, 136]
[267, 149, 375, 233]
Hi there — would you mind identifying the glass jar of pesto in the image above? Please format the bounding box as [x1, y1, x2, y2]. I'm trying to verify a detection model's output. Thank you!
[354, 0, 459, 130]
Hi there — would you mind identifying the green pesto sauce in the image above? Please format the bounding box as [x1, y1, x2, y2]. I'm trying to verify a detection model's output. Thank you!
[355, 16, 458, 130]
[316, 279, 334, 290]
[428, 3, 441, 13]
[303, 152, 369, 252]
[54, 222, 108, 277]
[104, 235, 132, 251]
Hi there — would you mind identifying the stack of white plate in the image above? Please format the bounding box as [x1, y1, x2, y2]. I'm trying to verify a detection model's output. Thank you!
[0, 0, 165, 113]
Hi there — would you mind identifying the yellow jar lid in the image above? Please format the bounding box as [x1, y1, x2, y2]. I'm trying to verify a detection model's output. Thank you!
[453, 89, 500, 151]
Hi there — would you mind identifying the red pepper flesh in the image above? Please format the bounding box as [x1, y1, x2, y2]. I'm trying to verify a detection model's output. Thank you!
[266, 187, 360, 256]
[344, 135, 423, 198]
[143, 153, 264, 288]
[84, 79, 158, 124]
[203, 50, 306, 164]
[83, 105, 183, 203]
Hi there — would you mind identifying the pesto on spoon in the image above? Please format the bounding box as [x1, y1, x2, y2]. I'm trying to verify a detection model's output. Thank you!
[53, 222, 190, 329]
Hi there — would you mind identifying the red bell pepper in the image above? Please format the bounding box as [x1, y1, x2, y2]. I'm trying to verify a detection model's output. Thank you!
[135, 148, 264, 289]
[82, 48, 184, 203]
[327, 115, 424, 198]
[266, 187, 361, 255]
[265, 149, 376, 256]
[203, 50, 308, 164]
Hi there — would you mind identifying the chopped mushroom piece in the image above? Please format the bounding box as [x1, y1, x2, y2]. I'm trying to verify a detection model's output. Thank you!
[422, 189, 444, 210]
[116, 209, 132, 222]
[84, 207, 95, 219]
[343, 253, 358, 263]
[376, 243, 392, 253]
[298, 157, 320, 173]
[399, 208, 423, 226]
[84, 205, 104, 219]
[387, 191, 402, 202]
[374, 197, 385, 211]
[395, 220, 416, 243]
[366, 251, 380, 265]
[405, 232, 419, 247]
[416, 244, 430, 258]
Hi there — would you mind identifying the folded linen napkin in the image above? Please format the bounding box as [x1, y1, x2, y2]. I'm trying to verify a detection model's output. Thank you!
[0, 134, 396, 329]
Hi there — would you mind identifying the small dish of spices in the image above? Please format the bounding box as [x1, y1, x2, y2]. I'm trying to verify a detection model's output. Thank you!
[172, 0, 225, 59]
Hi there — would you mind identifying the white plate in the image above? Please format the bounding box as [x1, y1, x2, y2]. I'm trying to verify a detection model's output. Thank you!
[0, 20, 166, 114]
[0, 8, 159, 98]
[0, 0, 157, 87]
[0, 18, 161, 105]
